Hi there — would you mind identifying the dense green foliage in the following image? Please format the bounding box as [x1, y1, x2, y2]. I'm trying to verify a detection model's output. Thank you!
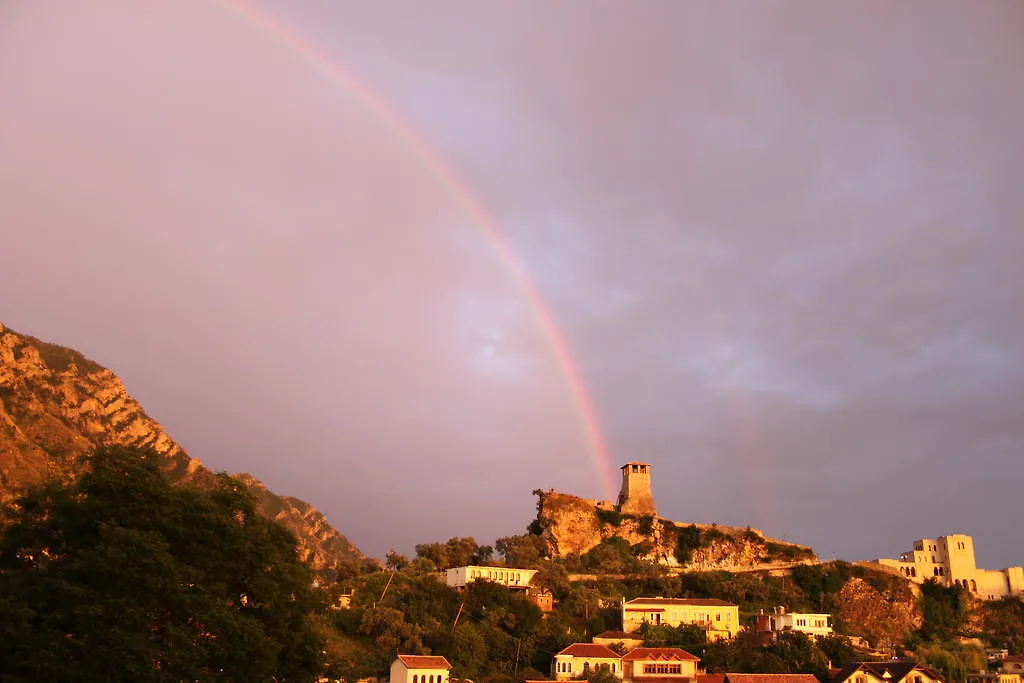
[0, 446, 322, 682]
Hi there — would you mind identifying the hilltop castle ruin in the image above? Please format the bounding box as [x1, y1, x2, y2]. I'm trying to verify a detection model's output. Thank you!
[616, 462, 656, 516]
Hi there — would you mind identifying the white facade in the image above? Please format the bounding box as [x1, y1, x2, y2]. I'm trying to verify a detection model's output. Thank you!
[446, 565, 537, 590]
[873, 534, 1024, 600]
[390, 655, 451, 683]
[772, 612, 832, 638]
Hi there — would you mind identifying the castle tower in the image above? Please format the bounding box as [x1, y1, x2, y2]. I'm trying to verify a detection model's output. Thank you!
[617, 462, 656, 516]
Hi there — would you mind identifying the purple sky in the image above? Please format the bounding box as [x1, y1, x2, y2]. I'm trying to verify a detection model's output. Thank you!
[2, 1, 1022, 568]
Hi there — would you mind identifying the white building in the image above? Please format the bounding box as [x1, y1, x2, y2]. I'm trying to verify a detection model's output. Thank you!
[445, 565, 537, 590]
[552, 643, 623, 681]
[872, 534, 1024, 601]
[390, 655, 451, 683]
[758, 608, 833, 638]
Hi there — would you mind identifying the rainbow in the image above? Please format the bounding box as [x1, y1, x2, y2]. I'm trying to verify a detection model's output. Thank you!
[217, 1, 618, 499]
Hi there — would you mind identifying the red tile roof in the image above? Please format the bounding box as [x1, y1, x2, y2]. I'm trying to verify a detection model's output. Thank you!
[595, 630, 642, 640]
[556, 643, 622, 659]
[622, 648, 700, 662]
[397, 655, 452, 670]
[698, 675, 726, 683]
[726, 674, 820, 683]
[625, 598, 737, 607]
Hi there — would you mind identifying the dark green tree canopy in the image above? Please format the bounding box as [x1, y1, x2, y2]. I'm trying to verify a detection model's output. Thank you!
[0, 445, 322, 682]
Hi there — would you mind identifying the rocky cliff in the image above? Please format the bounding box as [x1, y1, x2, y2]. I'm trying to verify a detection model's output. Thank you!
[835, 574, 922, 648]
[0, 321, 365, 569]
[534, 489, 815, 569]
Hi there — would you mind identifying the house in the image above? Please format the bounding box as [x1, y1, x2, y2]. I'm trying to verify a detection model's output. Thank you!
[754, 608, 832, 638]
[967, 673, 1021, 683]
[552, 643, 623, 681]
[389, 655, 451, 683]
[445, 565, 538, 590]
[871, 534, 1024, 600]
[527, 587, 555, 613]
[699, 674, 820, 683]
[830, 662, 944, 683]
[622, 597, 740, 641]
[592, 630, 644, 651]
[621, 647, 700, 682]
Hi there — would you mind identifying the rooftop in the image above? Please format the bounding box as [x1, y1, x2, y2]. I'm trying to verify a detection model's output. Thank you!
[397, 655, 452, 670]
[556, 643, 622, 659]
[622, 648, 700, 662]
[625, 597, 737, 607]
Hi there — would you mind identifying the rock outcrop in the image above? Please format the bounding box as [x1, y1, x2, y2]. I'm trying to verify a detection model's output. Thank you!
[534, 489, 815, 570]
[835, 575, 922, 648]
[0, 322, 365, 569]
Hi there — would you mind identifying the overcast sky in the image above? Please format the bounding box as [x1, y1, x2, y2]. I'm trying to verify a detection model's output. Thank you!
[2, 1, 1022, 568]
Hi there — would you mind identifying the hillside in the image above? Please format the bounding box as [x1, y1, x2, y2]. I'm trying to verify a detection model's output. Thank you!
[0, 320, 364, 569]
[534, 489, 816, 570]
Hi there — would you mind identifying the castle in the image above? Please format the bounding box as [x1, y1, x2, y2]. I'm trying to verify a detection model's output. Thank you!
[872, 533, 1024, 600]
[616, 462, 656, 516]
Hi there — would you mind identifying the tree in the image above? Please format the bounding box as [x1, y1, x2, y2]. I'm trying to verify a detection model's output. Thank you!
[0, 446, 322, 682]
[495, 534, 547, 568]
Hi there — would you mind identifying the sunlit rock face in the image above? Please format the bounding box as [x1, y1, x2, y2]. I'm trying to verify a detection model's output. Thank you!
[0, 322, 365, 569]
[534, 487, 816, 570]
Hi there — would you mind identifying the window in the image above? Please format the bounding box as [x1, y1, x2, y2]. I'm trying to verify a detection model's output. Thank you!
[644, 664, 683, 675]
[716, 613, 721, 621]
[413, 676, 418, 683]
[430, 676, 435, 683]
[583, 663, 590, 674]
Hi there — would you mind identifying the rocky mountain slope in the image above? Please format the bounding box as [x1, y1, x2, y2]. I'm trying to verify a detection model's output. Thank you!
[0, 321, 364, 569]
[534, 489, 816, 569]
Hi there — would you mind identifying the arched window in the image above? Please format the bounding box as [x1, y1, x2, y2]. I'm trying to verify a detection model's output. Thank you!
[430, 675, 435, 683]
[911, 567, 916, 577]
[583, 663, 590, 674]
[413, 676, 418, 683]
[971, 579, 977, 591]
[934, 567, 939, 576]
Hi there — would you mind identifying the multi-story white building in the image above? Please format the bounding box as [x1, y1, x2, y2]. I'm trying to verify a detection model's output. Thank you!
[872, 534, 1024, 600]
[755, 608, 833, 638]
[445, 565, 537, 590]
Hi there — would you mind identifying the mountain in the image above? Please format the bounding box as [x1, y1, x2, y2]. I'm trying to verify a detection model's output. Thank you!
[0, 320, 365, 569]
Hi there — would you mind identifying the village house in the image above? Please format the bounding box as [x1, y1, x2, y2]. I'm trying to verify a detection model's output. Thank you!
[754, 607, 833, 638]
[871, 534, 1024, 600]
[967, 673, 1021, 683]
[830, 662, 944, 683]
[389, 655, 451, 683]
[621, 647, 700, 682]
[622, 597, 740, 641]
[699, 674, 821, 683]
[445, 565, 537, 590]
[527, 586, 555, 613]
[552, 643, 623, 681]
[1002, 658, 1024, 676]
[552, 645, 701, 683]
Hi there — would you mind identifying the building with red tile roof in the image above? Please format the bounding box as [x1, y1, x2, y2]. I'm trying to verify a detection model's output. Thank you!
[621, 647, 701, 682]
[390, 655, 452, 683]
[553, 643, 623, 681]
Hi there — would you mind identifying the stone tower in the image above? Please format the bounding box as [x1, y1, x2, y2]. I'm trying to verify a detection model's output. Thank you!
[617, 462, 656, 516]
